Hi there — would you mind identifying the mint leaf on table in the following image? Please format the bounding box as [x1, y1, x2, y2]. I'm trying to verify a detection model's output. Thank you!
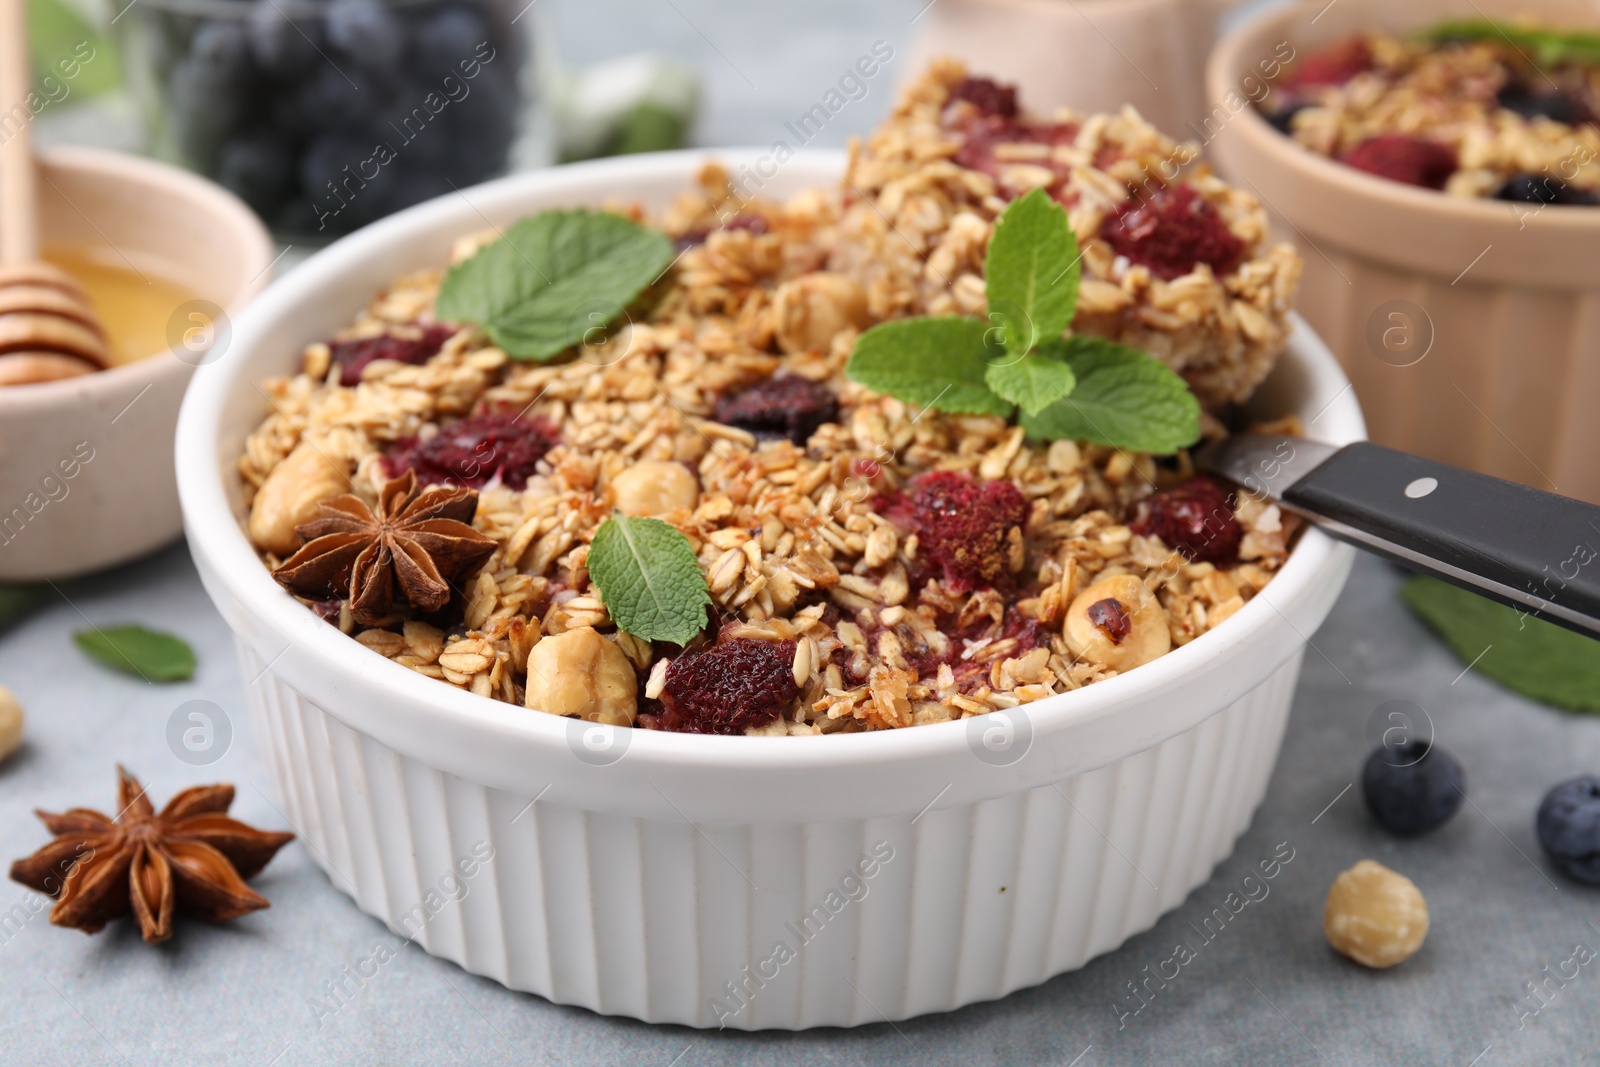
[1020, 337, 1200, 454]
[846, 317, 1015, 417]
[982, 187, 1081, 355]
[1401, 576, 1600, 712]
[985, 349, 1077, 417]
[434, 209, 675, 362]
[588, 515, 712, 645]
[74, 625, 196, 682]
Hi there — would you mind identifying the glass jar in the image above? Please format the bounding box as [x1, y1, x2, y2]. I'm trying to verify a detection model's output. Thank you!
[115, 0, 543, 237]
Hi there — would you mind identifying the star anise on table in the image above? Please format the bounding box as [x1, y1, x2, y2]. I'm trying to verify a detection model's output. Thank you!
[272, 470, 497, 625]
[8, 766, 295, 944]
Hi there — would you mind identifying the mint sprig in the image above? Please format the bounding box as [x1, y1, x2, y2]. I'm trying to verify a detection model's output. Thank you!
[588, 514, 712, 645]
[845, 188, 1201, 454]
[1401, 576, 1600, 712]
[435, 209, 675, 362]
[1021, 337, 1200, 454]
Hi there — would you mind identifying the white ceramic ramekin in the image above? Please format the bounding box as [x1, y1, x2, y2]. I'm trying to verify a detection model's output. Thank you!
[176, 150, 1362, 1030]
[0, 146, 274, 580]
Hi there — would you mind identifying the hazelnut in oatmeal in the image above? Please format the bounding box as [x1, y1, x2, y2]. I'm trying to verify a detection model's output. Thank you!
[242, 61, 1305, 736]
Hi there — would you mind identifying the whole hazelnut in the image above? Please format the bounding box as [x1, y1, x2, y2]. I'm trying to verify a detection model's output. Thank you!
[0, 684, 21, 763]
[1324, 859, 1429, 968]
[524, 627, 638, 726]
[610, 461, 699, 518]
[1063, 574, 1171, 671]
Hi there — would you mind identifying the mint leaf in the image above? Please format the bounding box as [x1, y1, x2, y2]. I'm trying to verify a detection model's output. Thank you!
[1421, 19, 1600, 66]
[74, 625, 195, 682]
[985, 350, 1077, 417]
[435, 209, 675, 362]
[1401, 576, 1600, 712]
[588, 515, 712, 645]
[983, 188, 1081, 355]
[1021, 336, 1200, 454]
[847, 317, 1014, 417]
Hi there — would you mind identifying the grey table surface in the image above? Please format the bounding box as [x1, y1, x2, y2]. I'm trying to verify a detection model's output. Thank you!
[10, 1, 1600, 1064]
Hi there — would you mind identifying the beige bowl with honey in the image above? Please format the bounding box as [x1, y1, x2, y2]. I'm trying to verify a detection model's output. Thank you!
[0, 146, 274, 581]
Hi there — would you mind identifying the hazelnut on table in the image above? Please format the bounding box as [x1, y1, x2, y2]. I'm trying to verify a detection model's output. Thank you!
[1324, 859, 1429, 968]
[0, 684, 22, 763]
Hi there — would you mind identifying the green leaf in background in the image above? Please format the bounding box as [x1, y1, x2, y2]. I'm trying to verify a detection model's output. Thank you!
[27, 0, 120, 102]
[74, 625, 195, 682]
[1420, 18, 1600, 67]
[610, 101, 689, 156]
[846, 317, 1015, 417]
[0, 584, 49, 629]
[435, 209, 675, 362]
[588, 515, 711, 646]
[1401, 576, 1600, 712]
[982, 188, 1081, 355]
[984, 349, 1076, 417]
[1020, 336, 1200, 454]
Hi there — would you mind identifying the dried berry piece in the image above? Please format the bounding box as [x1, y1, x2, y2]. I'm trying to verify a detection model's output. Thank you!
[713, 375, 840, 444]
[1284, 37, 1372, 90]
[889, 471, 1028, 594]
[1087, 598, 1132, 644]
[948, 75, 1018, 118]
[1339, 135, 1457, 190]
[384, 412, 559, 490]
[326, 323, 456, 386]
[655, 638, 799, 734]
[1100, 184, 1246, 281]
[1130, 475, 1242, 566]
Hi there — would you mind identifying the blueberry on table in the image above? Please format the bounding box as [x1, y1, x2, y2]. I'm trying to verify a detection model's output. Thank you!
[1538, 777, 1600, 885]
[217, 129, 296, 216]
[1492, 173, 1600, 206]
[248, 2, 325, 77]
[326, 0, 405, 70]
[1361, 740, 1465, 836]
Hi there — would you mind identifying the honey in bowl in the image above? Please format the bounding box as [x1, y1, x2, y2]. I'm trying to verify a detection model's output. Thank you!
[42, 244, 197, 367]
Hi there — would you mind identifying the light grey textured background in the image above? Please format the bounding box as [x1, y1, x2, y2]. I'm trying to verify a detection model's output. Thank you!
[7, 1, 1600, 1064]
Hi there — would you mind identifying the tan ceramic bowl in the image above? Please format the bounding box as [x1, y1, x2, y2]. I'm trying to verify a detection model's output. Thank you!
[0, 146, 273, 581]
[1207, 0, 1600, 503]
[910, 0, 1237, 139]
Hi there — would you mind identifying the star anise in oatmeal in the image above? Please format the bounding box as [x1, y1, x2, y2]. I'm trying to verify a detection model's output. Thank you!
[8, 766, 295, 944]
[272, 471, 496, 625]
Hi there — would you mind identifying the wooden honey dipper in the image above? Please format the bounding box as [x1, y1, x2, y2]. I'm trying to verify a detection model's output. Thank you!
[0, 0, 109, 387]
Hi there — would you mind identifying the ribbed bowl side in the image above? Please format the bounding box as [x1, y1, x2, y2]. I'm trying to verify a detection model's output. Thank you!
[241, 642, 1302, 1030]
[1295, 250, 1600, 503]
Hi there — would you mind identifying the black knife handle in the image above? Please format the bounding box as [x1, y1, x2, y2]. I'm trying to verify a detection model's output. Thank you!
[1282, 442, 1600, 638]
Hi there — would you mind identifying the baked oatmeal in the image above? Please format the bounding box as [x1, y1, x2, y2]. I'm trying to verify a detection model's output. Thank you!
[1261, 20, 1600, 204]
[240, 61, 1305, 736]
